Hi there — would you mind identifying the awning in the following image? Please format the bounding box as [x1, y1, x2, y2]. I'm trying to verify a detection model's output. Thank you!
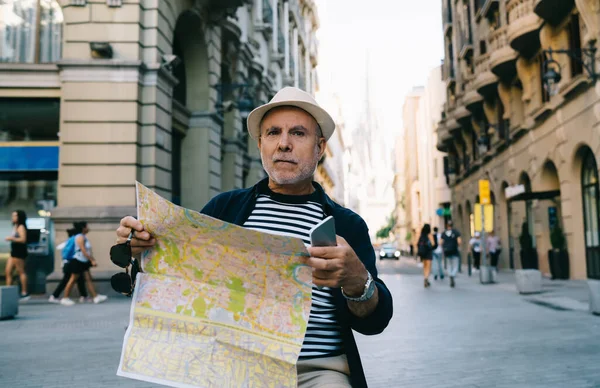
[507, 190, 560, 202]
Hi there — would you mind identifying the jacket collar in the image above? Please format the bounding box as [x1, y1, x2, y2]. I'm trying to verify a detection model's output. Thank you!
[253, 177, 333, 216]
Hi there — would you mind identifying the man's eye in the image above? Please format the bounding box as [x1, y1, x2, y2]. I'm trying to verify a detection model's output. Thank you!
[267, 131, 278, 136]
[293, 131, 305, 136]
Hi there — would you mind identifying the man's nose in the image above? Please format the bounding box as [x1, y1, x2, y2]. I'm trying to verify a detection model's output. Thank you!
[277, 132, 292, 151]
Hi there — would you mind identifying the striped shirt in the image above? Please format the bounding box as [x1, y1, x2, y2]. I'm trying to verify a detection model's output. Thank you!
[243, 192, 345, 360]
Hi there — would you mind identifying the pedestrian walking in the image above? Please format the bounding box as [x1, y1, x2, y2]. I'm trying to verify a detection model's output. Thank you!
[114, 86, 393, 388]
[440, 220, 462, 288]
[4, 210, 30, 301]
[487, 229, 501, 270]
[60, 221, 107, 306]
[469, 231, 482, 270]
[432, 227, 444, 280]
[417, 224, 435, 288]
[49, 224, 90, 304]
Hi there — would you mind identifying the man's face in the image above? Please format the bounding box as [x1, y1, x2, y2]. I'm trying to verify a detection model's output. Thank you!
[258, 106, 325, 185]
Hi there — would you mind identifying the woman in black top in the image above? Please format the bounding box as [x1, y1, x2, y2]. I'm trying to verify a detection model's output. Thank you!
[4, 210, 29, 300]
[417, 223, 435, 288]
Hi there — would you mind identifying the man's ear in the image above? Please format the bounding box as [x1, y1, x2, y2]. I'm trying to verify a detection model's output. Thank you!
[318, 137, 326, 158]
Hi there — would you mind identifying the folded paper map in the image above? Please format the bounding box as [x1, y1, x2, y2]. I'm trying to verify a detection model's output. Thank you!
[117, 182, 313, 387]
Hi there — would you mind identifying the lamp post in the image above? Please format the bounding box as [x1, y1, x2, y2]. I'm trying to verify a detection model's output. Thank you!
[542, 41, 598, 96]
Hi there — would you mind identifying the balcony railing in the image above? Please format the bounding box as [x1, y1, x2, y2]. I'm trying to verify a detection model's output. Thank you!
[475, 53, 491, 75]
[488, 25, 518, 77]
[507, 0, 536, 23]
[507, 0, 542, 56]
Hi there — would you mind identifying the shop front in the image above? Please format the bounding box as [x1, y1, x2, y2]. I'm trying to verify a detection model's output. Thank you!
[0, 97, 60, 293]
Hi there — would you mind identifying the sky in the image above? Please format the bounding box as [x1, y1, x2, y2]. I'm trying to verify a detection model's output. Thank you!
[314, 0, 444, 142]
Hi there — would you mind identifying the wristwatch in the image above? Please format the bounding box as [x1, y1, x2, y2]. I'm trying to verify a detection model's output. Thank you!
[341, 271, 376, 302]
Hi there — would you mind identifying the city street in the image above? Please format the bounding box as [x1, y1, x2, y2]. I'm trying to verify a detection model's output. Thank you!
[1, 259, 599, 388]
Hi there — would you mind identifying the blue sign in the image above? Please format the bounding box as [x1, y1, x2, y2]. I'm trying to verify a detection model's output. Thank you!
[0, 145, 59, 171]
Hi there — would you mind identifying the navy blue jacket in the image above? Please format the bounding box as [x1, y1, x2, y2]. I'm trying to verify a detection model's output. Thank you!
[200, 178, 393, 388]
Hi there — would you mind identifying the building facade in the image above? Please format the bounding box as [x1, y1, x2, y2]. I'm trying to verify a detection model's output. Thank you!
[0, 0, 321, 281]
[437, 0, 600, 281]
[395, 69, 451, 252]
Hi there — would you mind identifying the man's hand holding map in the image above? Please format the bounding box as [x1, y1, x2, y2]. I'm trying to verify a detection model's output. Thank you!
[117, 182, 313, 388]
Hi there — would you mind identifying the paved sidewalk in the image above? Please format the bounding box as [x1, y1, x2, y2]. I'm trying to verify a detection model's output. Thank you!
[1, 260, 599, 387]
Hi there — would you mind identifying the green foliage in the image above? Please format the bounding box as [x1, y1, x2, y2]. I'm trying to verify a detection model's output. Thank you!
[550, 225, 566, 251]
[376, 213, 397, 240]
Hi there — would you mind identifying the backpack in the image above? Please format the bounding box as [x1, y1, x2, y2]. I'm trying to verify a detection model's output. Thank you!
[417, 235, 432, 258]
[443, 230, 459, 255]
[433, 233, 439, 250]
[61, 235, 78, 260]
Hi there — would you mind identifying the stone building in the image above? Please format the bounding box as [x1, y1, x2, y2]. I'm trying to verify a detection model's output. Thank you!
[0, 0, 321, 282]
[395, 68, 451, 253]
[437, 0, 600, 282]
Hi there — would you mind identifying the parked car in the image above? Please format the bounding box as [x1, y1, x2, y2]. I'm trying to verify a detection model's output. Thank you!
[379, 243, 401, 260]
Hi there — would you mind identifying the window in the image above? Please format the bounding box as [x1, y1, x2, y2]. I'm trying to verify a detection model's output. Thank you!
[582, 149, 600, 279]
[0, 0, 63, 63]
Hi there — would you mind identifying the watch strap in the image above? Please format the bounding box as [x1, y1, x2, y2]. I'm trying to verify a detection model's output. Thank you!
[341, 271, 375, 302]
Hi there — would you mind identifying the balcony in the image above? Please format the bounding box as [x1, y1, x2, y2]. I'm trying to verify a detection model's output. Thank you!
[534, 0, 574, 26]
[453, 97, 472, 127]
[473, 53, 499, 98]
[488, 26, 518, 79]
[463, 75, 484, 112]
[507, 0, 543, 57]
[459, 27, 474, 59]
[437, 120, 452, 152]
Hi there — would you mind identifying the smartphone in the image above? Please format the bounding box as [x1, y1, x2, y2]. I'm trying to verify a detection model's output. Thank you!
[309, 216, 337, 247]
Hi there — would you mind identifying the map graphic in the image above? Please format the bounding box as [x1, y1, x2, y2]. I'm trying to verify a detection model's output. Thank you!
[117, 182, 313, 387]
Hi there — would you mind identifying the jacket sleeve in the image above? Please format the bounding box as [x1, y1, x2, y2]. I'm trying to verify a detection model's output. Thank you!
[346, 218, 394, 335]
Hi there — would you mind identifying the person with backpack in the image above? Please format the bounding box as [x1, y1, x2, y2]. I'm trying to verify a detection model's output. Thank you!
[432, 227, 444, 280]
[49, 224, 89, 303]
[440, 220, 462, 288]
[417, 224, 435, 288]
[57, 221, 107, 306]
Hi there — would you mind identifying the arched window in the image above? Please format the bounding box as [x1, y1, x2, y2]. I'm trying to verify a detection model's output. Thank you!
[582, 149, 600, 279]
[0, 0, 63, 63]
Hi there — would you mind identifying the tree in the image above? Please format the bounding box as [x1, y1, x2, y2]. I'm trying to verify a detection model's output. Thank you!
[376, 213, 397, 240]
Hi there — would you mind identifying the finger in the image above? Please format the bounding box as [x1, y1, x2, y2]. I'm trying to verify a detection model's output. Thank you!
[304, 257, 341, 271]
[120, 216, 144, 232]
[131, 238, 156, 247]
[307, 246, 342, 259]
[313, 269, 339, 281]
[312, 276, 337, 288]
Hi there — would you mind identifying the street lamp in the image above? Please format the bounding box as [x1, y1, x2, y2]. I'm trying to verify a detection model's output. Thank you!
[542, 41, 599, 97]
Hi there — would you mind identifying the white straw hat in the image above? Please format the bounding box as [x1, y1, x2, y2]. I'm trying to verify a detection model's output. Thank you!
[246, 86, 336, 141]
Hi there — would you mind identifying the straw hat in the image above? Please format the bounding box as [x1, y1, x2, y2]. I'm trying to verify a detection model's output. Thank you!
[246, 86, 336, 141]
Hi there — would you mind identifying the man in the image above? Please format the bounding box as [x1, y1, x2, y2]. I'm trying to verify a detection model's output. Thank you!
[432, 226, 444, 280]
[115, 87, 393, 388]
[440, 220, 462, 288]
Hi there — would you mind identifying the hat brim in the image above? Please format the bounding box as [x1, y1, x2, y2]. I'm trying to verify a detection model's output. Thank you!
[247, 100, 336, 141]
